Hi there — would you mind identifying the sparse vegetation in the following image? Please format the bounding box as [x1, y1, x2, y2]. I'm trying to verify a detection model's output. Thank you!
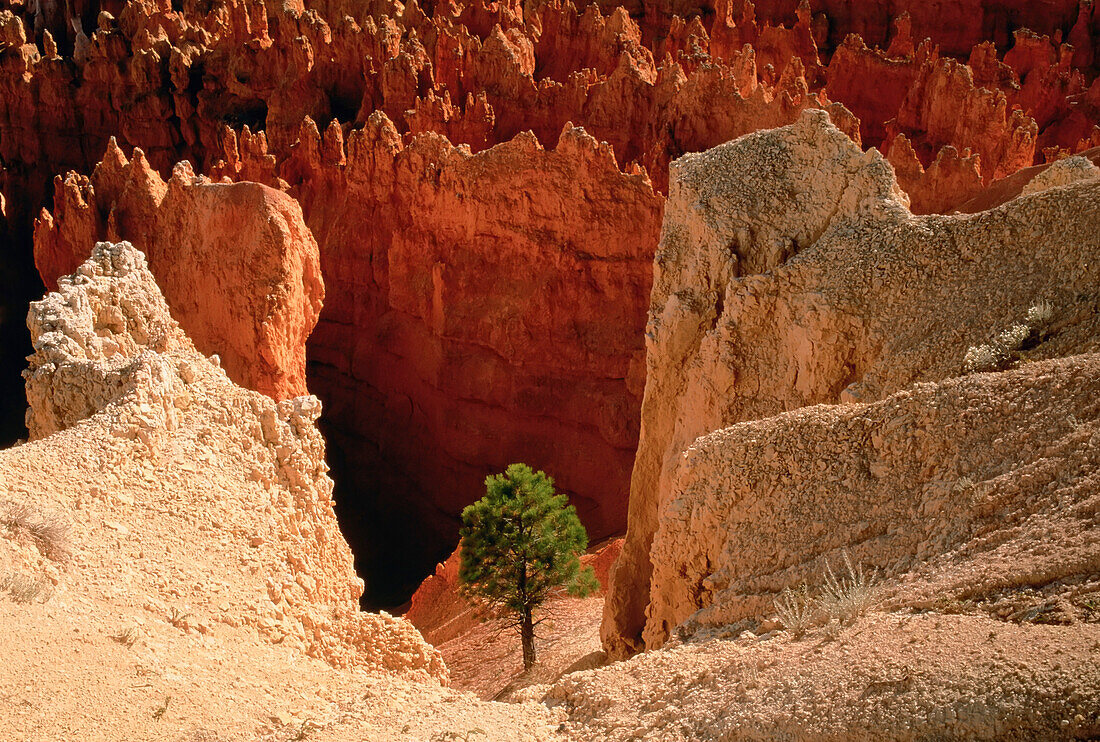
[773, 584, 815, 637]
[0, 499, 71, 562]
[110, 625, 141, 647]
[153, 695, 171, 720]
[167, 606, 192, 628]
[0, 572, 49, 603]
[431, 729, 486, 742]
[291, 721, 319, 740]
[963, 300, 1055, 374]
[459, 463, 598, 670]
[771, 551, 880, 636]
[820, 551, 880, 625]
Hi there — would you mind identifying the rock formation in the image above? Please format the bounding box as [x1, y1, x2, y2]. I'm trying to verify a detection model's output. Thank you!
[1, 241, 617, 739]
[646, 353, 1100, 645]
[603, 109, 1100, 657]
[284, 118, 662, 603]
[15, 241, 443, 676]
[34, 143, 324, 401]
[2, 0, 1100, 603]
[547, 610, 1100, 739]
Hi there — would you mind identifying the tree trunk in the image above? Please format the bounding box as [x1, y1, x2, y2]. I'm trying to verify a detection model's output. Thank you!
[521, 610, 536, 670]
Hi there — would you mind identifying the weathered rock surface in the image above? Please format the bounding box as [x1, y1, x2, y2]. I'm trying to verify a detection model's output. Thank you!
[647, 354, 1100, 645]
[14, 240, 444, 677]
[34, 143, 324, 401]
[286, 118, 662, 604]
[603, 109, 1100, 657]
[3, 0, 1099, 604]
[545, 611, 1100, 740]
[0, 242, 595, 740]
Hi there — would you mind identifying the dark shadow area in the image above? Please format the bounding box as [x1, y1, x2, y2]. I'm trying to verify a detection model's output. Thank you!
[315, 402, 458, 610]
[0, 177, 46, 448]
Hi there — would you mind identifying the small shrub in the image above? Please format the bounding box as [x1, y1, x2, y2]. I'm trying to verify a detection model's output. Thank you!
[0, 572, 49, 603]
[432, 730, 486, 742]
[774, 584, 815, 636]
[0, 499, 71, 562]
[963, 300, 1056, 374]
[110, 625, 140, 647]
[819, 551, 880, 625]
[1026, 300, 1054, 326]
[152, 695, 171, 720]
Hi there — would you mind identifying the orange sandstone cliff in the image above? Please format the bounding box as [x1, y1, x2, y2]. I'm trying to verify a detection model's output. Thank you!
[33, 143, 324, 401]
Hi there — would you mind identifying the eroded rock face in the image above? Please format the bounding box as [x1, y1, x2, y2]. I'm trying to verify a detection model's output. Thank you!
[287, 118, 662, 604]
[16, 240, 445, 678]
[3, 0, 1100, 603]
[646, 354, 1100, 647]
[34, 144, 324, 401]
[602, 109, 1100, 657]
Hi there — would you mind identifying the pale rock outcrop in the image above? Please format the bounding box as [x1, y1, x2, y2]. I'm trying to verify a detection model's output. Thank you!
[646, 353, 1100, 645]
[34, 145, 324, 401]
[14, 241, 444, 678]
[546, 611, 1100, 740]
[1020, 153, 1100, 195]
[602, 108, 1100, 657]
[544, 352, 1100, 739]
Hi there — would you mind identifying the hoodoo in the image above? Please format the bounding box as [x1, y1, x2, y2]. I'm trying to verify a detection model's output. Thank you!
[2, 0, 1100, 737]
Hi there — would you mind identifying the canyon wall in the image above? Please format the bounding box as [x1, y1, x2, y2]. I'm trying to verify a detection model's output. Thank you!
[3, 0, 1100, 602]
[602, 109, 1100, 656]
[285, 120, 662, 603]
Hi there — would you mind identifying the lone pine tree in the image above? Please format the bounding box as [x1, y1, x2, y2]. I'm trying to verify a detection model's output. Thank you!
[458, 463, 599, 670]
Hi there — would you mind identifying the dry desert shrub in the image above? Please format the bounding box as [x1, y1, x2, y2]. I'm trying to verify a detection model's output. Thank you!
[0, 499, 71, 562]
[963, 300, 1055, 374]
[0, 572, 49, 603]
[774, 584, 815, 637]
[110, 625, 141, 647]
[772, 552, 881, 635]
[820, 551, 880, 625]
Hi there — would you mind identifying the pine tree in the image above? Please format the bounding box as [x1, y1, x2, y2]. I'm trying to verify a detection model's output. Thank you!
[458, 463, 599, 670]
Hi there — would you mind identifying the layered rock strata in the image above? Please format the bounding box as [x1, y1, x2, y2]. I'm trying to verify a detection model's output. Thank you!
[602, 109, 1100, 657]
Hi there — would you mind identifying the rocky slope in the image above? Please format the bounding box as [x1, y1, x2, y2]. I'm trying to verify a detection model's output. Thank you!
[406, 539, 622, 699]
[647, 353, 1100, 645]
[0, 240, 590, 741]
[14, 240, 441, 672]
[603, 108, 1100, 657]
